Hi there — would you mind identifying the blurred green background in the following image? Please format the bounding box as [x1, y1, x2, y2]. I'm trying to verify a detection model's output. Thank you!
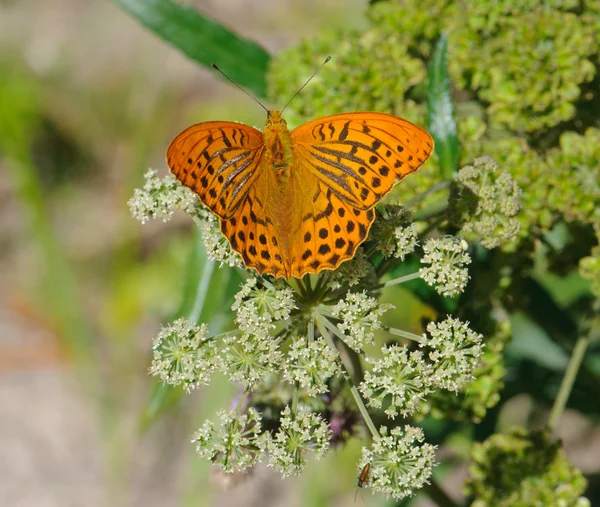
[0, 1, 369, 506]
[1, 1, 600, 506]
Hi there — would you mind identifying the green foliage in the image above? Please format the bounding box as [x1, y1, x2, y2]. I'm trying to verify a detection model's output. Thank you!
[114, 0, 271, 98]
[268, 27, 426, 127]
[465, 427, 588, 506]
[427, 34, 459, 179]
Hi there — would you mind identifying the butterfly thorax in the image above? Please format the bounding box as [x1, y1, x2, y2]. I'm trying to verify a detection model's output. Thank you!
[263, 110, 294, 176]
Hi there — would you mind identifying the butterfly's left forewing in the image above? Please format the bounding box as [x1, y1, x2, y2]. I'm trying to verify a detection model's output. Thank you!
[167, 122, 264, 219]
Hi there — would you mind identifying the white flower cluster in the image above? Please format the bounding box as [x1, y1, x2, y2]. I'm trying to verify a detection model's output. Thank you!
[222, 278, 297, 388]
[360, 347, 433, 418]
[453, 156, 521, 249]
[232, 277, 296, 324]
[149, 317, 222, 391]
[419, 236, 471, 297]
[264, 406, 332, 477]
[360, 426, 437, 500]
[422, 317, 485, 392]
[360, 317, 484, 418]
[195, 212, 244, 269]
[283, 336, 341, 395]
[222, 332, 283, 389]
[192, 408, 263, 473]
[329, 248, 374, 290]
[370, 205, 419, 260]
[128, 169, 201, 223]
[331, 292, 394, 352]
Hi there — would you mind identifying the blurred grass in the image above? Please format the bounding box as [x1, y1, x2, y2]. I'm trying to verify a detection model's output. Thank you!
[0, 68, 99, 384]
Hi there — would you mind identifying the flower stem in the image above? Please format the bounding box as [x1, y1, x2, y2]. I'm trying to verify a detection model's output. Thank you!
[384, 326, 427, 344]
[548, 327, 593, 431]
[314, 314, 380, 439]
[373, 272, 421, 290]
[292, 383, 300, 414]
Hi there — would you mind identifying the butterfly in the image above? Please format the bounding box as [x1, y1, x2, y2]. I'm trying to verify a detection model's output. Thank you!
[167, 67, 433, 279]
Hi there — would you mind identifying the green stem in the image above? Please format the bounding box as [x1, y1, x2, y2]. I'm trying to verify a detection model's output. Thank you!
[314, 314, 380, 439]
[235, 390, 250, 412]
[292, 383, 300, 414]
[548, 330, 592, 431]
[321, 317, 364, 382]
[188, 258, 215, 323]
[373, 272, 421, 290]
[384, 326, 427, 344]
[305, 275, 313, 297]
[295, 277, 309, 300]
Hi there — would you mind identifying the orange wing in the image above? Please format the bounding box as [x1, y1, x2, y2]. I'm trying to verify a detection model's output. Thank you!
[291, 112, 434, 209]
[167, 122, 264, 219]
[284, 112, 434, 276]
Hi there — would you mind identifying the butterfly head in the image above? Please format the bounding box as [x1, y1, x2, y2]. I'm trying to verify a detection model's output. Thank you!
[265, 110, 288, 130]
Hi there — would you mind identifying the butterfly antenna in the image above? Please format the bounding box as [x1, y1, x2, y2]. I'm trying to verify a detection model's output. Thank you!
[211, 63, 269, 113]
[281, 56, 331, 113]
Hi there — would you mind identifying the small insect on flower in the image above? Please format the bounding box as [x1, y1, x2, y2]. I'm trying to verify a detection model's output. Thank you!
[354, 463, 371, 503]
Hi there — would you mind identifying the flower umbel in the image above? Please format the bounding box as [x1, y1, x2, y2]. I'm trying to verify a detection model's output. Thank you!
[149, 318, 222, 391]
[423, 317, 485, 392]
[360, 347, 432, 419]
[193, 408, 263, 473]
[360, 426, 437, 500]
[283, 336, 341, 395]
[450, 157, 521, 249]
[369, 205, 419, 260]
[128, 169, 201, 223]
[419, 236, 471, 297]
[331, 291, 394, 352]
[264, 406, 332, 477]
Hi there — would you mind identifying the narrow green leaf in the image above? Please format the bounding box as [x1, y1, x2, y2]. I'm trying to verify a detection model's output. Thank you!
[427, 34, 459, 179]
[114, 0, 271, 98]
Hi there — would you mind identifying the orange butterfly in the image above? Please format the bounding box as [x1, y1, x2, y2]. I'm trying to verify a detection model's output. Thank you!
[167, 65, 433, 279]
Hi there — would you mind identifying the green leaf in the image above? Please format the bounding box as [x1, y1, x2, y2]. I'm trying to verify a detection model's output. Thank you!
[427, 34, 459, 179]
[114, 0, 271, 98]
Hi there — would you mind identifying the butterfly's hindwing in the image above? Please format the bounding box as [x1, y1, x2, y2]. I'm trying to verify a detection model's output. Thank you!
[167, 122, 265, 219]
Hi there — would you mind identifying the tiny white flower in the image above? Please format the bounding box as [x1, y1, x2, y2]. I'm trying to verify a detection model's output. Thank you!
[329, 248, 375, 290]
[419, 236, 471, 297]
[195, 212, 244, 269]
[232, 278, 296, 323]
[222, 332, 283, 389]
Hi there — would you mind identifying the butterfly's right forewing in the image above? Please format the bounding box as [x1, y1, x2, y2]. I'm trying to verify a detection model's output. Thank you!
[167, 122, 265, 219]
